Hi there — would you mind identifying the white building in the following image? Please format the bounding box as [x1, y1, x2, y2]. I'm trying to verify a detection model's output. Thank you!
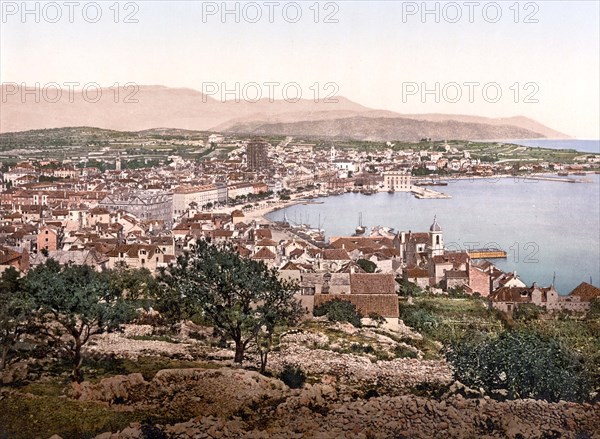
[383, 171, 411, 191]
[172, 185, 220, 217]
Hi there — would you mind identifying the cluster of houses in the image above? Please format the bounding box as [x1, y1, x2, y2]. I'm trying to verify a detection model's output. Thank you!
[1, 136, 599, 324]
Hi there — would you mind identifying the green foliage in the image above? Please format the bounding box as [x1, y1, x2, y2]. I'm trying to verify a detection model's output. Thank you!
[24, 261, 136, 381]
[513, 303, 543, 322]
[445, 330, 592, 402]
[313, 299, 362, 327]
[0, 267, 35, 369]
[394, 344, 418, 359]
[356, 259, 377, 273]
[446, 285, 468, 298]
[367, 312, 386, 327]
[400, 306, 439, 333]
[396, 278, 424, 297]
[158, 240, 303, 365]
[279, 363, 305, 389]
[587, 298, 600, 320]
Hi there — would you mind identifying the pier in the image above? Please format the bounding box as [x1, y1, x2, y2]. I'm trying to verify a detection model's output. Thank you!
[518, 176, 586, 183]
[410, 186, 451, 199]
[468, 249, 507, 259]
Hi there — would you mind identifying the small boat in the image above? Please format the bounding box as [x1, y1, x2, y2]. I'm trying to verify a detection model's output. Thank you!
[388, 188, 395, 193]
[573, 171, 586, 176]
[558, 171, 569, 176]
[355, 212, 366, 235]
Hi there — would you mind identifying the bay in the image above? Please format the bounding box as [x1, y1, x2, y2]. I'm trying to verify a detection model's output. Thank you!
[266, 174, 600, 295]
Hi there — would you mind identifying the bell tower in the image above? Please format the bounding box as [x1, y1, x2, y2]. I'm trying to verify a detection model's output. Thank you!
[428, 215, 444, 257]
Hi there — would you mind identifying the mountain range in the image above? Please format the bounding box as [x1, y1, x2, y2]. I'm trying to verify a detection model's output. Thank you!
[0, 84, 569, 141]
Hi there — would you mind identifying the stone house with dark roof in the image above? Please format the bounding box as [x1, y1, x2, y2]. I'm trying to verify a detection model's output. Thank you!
[311, 273, 399, 328]
[489, 283, 561, 314]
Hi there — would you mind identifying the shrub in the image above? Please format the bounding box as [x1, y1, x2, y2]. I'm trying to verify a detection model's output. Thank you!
[356, 259, 377, 273]
[279, 363, 305, 389]
[445, 329, 591, 402]
[400, 306, 439, 333]
[367, 312, 386, 327]
[394, 344, 418, 359]
[513, 303, 543, 321]
[313, 299, 362, 327]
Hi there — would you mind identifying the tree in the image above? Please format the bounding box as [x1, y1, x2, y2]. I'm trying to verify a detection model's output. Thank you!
[356, 259, 377, 273]
[313, 299, 362, 327]
[0, 267, 34, 369]
[445, 330, 591, 402]
[159, 240, 303, 366]
[24, 261, 135, 382]
[513, 303, 543, 321]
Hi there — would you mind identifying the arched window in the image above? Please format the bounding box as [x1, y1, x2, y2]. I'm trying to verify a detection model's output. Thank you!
[436, 236, 440, 245]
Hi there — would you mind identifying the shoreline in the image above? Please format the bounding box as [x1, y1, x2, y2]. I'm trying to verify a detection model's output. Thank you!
[219, 171, 598, 224]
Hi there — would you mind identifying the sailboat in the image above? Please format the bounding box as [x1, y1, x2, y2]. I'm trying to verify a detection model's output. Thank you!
[355, 212, 367, 235]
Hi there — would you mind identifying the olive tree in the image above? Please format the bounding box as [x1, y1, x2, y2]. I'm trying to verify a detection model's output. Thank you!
[24, 260, 135, 382]
[158, 240, 303, 366]
[0, 267, 34, 369]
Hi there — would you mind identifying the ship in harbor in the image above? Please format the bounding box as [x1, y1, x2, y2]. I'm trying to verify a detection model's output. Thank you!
[355, 212, 367, 235]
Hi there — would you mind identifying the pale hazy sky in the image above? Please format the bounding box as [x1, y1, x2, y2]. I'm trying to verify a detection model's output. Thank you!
[1, 1, 599, 138]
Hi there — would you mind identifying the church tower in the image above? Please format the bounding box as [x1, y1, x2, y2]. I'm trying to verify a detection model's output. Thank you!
[428, 216, 444, 257]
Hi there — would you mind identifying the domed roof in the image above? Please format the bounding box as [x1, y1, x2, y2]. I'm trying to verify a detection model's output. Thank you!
[430, 216, 442, 232]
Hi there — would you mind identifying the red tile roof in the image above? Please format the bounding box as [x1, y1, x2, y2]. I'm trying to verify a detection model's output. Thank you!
[568, 282, 600, 302]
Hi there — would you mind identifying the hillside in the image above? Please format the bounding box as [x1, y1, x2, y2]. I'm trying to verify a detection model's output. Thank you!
[223, 116, 547, 142]
[0, 84, 568, 141]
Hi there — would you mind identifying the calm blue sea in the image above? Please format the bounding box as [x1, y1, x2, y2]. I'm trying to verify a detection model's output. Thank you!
[506, 139, 600, 153]
[267, 175, 600, 295]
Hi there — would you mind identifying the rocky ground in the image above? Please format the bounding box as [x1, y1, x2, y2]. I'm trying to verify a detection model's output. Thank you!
[78, 369, 599, 439]
[2, 320, 599, 439]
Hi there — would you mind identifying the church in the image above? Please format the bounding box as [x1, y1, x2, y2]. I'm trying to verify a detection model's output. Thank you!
[395, 217, 491, 296]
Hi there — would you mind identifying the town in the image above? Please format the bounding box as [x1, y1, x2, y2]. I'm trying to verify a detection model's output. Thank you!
[1, 129, 599, 323]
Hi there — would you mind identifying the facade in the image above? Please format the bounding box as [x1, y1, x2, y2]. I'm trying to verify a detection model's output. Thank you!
[246, 140, 270, 171]
[37, 226, 59, 252]
[383, 171, 412, 192]
[100, 190, 173, 226]
[172, 185, 220, 217]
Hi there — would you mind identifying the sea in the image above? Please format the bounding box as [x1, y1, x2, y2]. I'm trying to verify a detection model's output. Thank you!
[501, 139, 600, 154]
[267, 174, 600, 295]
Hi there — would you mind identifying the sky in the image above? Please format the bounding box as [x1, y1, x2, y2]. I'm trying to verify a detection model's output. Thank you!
[1, 0, 599, 138]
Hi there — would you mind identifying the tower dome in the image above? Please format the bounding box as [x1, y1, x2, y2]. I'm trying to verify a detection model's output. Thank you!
[430, 216, 442, 232]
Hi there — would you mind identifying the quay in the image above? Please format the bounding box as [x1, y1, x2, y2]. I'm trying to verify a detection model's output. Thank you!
[410, 186, 451, 199]
[518, 176, 586, 183]
[467, 249, 507, 259]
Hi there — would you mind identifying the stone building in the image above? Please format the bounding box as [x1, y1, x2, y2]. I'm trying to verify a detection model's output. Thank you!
[100, 190, 173, 226]
[383, 171, 411, 192]
[246, 140, 270, 171]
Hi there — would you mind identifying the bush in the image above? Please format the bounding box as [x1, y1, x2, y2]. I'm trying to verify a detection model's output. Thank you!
[513, 303, 543, 321]
[367, 312, 386, 327]
[400, 306, 439, 333]
[279, 364, 305, 389]
[313, 299, 362, 327]
[394, 344, 418, 359]
[445, 329, 591, 402]
[356, 259, 377, 273]
[396, 279, 424, 297]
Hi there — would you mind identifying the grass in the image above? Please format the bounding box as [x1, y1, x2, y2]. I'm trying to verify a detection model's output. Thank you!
[0, 355, 227, 439]
[83, 355, 223, 381]
[400, 295, 505, 350]
[0, 391, 142, 439]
